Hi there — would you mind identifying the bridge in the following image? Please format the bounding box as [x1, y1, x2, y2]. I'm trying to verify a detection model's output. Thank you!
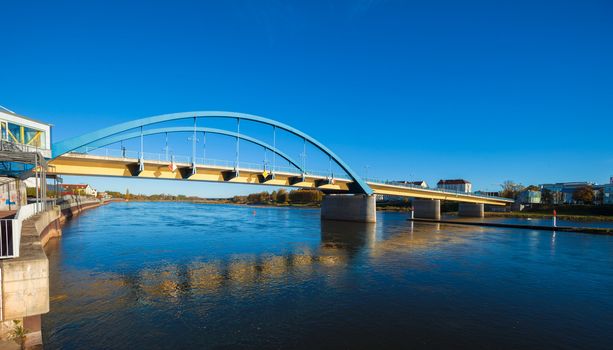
[41, 111, 512, 222]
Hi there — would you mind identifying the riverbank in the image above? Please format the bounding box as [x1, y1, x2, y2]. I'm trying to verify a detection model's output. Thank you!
[0, 196, 110, 350]
[484, 211, 613, 222]
[409, 218, 613, 235]
[192, 200, 321, 209]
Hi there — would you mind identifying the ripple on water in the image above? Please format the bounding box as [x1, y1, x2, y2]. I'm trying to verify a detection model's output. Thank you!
[42, 202, 613, 350]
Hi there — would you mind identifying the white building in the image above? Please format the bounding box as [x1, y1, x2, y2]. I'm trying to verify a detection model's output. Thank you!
[0, 107, 52, 158]
[61, 184, 97, 197]
[437, 179, 472, 193]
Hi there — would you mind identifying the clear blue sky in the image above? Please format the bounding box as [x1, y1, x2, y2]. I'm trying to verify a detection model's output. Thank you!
[1, 0, 612, 196]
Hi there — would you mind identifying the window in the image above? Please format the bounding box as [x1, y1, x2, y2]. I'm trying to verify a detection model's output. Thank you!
[0, 122, 7, 141]
[3, 122, 45, 148]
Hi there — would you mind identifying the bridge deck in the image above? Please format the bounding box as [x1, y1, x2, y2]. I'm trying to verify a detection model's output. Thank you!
[48, 153, 512, 206]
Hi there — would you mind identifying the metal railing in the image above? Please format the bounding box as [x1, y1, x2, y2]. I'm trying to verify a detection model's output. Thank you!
[0, 139, 51, 158]
[77, 147, 343, 178]
[364, 178, 512, 201]
[0, 219, 21, 259]
[0, 202, 47, 259]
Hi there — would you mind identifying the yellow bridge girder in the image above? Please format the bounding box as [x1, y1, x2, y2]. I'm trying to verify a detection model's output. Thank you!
[48, 153, 512, 206]
[48, 154, 352, 192]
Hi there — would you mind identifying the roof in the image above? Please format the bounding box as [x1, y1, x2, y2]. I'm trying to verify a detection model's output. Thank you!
[61, 184, 90, 189]
[0, 106, 53, 126]
[437, 179, 471, 185]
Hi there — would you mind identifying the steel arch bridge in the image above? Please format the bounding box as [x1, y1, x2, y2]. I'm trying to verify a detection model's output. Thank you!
[50, 111, 373, 194]
[48, 111, 513, 206]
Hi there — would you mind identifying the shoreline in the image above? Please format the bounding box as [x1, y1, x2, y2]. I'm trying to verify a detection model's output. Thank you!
[409, 218, 613, 235]
[125, 200, 613, 221]
[484, 211, 613, 222]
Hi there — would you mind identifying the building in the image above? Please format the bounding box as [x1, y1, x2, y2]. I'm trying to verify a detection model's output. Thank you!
[61, 184, 97, 197]
[603, 184, 613, 205]
[0, 106, 52, 158]
[437, 179, 472, 193]
[592, 179, 613, 205]
[517, 189, 541, 204]
[540, 182, 595, 204]
[388, 180, 428, 188]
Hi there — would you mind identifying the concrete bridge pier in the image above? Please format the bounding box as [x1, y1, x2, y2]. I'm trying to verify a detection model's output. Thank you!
[458, 203, 485, 218]
[321, 194, 377, 223]
[413, 199, 441, 220]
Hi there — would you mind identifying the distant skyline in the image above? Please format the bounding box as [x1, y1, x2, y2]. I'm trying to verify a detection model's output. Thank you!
[1, 1, 612, 196]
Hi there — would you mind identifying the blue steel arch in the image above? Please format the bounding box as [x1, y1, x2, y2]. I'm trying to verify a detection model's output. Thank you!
[52, 111, 373, 195]
[82, 126, 305, 173]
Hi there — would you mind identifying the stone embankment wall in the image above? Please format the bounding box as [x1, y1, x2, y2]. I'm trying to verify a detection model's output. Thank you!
[0, 196, 110, 349]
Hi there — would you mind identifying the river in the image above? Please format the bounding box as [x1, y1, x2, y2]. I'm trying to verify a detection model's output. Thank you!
[42, 202, 613, 349]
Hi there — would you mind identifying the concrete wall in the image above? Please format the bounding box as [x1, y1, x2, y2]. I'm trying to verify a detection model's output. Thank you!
[413, 199, 441, 220]
[458, 203, 484, 218]
[321, 194, 377, 223]
[0, 196, 104, 348]
[0, 178, 26, 212]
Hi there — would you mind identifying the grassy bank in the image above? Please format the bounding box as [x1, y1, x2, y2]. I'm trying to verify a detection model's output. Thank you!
[485, 211, 613, 222]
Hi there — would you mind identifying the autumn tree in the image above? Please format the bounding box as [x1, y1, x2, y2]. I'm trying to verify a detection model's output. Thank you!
[289, 189, 323, 203]
[500, 181, 524, 199]
[572, 186, 594, 204]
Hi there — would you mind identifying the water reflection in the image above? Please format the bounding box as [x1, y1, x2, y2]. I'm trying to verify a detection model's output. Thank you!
[42, 203, 613, 350]
[45, 219, 485, 307]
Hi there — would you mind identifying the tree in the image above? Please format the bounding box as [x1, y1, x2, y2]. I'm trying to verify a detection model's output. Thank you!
[500, 181, 524, 199]
[572, 185, 594, 204]
[247, 192, 270, 204]
[271, 190, 278, 202]
[276, 189, 289, 203]
[289, 189, 323, 203]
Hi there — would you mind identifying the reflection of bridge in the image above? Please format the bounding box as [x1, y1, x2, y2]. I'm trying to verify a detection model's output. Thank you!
[46, 111, 512, 222]
[46, 219, 467, 304]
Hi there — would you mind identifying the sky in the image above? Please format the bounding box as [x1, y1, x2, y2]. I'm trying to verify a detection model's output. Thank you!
[1, 0, 612, 197]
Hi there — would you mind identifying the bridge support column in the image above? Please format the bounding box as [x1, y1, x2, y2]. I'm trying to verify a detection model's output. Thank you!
[321, 194, 376, 223]
[458, 203, 484, 218]
[413, 199, 441, 220]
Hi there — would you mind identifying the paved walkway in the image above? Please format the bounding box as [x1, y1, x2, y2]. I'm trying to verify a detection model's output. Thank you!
[0, 211, 16, 219]
[0, 340, 19, 350]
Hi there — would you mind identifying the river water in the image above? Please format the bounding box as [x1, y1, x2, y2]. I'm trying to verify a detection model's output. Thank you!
[42, 202, 613, 349]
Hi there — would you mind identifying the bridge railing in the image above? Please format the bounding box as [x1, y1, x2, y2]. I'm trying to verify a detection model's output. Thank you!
[77, 147, 350, 179]
[364, 178, 511, 201]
